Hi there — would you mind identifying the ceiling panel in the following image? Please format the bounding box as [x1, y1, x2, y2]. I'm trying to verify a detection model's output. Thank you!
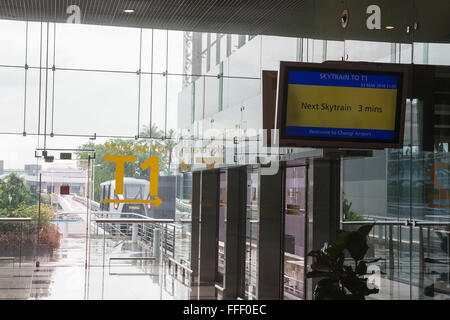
[0, 0, 303, 35]
[0, 0, 448, 43]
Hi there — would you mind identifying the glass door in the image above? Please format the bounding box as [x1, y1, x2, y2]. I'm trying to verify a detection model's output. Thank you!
[244, 165, 259, 299]
[32, 155, 92, 299]
[215, 169, 227, 299]
[283, 166, 307, 300]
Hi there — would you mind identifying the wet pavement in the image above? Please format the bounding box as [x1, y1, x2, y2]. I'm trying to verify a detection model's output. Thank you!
[1, 195, 191, 300]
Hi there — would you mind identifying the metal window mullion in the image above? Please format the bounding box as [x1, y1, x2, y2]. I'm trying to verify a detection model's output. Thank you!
[23, 21, 29, 135]
[137, 28, 143, 138]
[164, 30, 168, 138]
[218, 62, 223, 112]
[51, 22, 56, 135]
[43, 22, 50, 150]
[150, 29, 154, 138]
[191, 81, 195, 124]
[37, 21, 43, 148]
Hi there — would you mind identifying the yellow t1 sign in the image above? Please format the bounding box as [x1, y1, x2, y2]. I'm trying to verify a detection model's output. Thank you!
[103, 155, 162, 207]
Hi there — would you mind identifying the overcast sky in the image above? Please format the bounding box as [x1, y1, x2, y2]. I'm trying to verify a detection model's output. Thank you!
[0, 19, 182, 169]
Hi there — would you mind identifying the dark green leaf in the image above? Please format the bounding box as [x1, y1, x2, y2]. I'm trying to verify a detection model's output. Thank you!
[357, 224, 375, 238]
[346, 231, 369, 262]
[355, 261, 367, 275]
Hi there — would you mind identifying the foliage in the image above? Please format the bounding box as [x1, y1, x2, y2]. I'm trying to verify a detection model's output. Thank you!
[307, 224, 380, 300]
[0, 173, 33, 211]
[39, 224, 62, 249]
[0, 204, 54, 233]
[39, 193, 56, 206]
[343, 199, 364, 221]
[0, 173, 60, 248]
[0, 204, 60, 248]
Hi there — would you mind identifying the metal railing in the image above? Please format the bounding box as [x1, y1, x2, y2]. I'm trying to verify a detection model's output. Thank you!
[0, 218, 32, 223]
[165, 256, 193, 286]
[341, 218, 450, 297]
[0, 217, 33, 267]
[108, 257, 157, 276]
[283, 274, 304, 299]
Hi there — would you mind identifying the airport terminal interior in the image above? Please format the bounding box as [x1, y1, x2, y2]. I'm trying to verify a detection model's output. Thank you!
[0, 0, 449, 300]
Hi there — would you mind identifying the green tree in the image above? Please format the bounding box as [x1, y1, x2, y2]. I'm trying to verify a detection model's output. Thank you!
[140, 123, 163, 139]
[0, 173, 33, 212]
[161, 129, 178, 176]
[139, 124, 179, 175]
[343, 199, 364, 221]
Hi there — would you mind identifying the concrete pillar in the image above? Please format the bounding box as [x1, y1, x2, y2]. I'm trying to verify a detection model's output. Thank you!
[132, 223, 138, 243]
[153, 227, 161, 261]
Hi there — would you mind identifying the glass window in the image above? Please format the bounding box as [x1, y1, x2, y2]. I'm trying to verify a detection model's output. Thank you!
[244, 166, 259, 299]
[0, 20, 26, 66]
[216, 170, 227, 290]
[283, 166, 306, 300]
[53, 70, 139, 137]
[55, 23, 141, 71]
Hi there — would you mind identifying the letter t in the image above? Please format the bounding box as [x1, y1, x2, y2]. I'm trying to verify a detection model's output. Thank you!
[104, 155, 136, 195]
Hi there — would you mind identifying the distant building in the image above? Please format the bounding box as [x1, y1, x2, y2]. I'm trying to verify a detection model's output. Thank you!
[0, 160, 3, 175]
[18, 163, 87, 196]
[24, 164, 42, 176]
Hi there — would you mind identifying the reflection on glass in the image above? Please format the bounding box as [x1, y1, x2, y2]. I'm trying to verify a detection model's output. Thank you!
[245, 166, 259, 299]
[343, 98, 450, 300]
[283, 166, 306, 300]
[216, 170, 227, 295]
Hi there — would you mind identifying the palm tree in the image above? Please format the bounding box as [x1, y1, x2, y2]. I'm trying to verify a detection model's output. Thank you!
[162, 129, 178, 175]
[140, 123, 163, 139]
[139, 124, 178, 175]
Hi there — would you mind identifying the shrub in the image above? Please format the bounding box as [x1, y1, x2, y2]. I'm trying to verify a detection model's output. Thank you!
[0, 204, 61, 249]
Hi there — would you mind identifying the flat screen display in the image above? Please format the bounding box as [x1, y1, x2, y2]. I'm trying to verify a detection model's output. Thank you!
[277, 62, 407, 149]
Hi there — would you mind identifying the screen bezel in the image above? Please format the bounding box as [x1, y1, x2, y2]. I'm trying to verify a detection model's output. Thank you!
[276, 61, 408, 149]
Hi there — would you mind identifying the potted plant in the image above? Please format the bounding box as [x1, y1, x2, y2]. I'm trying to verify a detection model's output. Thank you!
[307, 224, 380, 300]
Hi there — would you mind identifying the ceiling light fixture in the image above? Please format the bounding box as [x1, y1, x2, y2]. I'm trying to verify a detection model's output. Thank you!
[123, 9, 135, 13]
[385, 26, 395, 30]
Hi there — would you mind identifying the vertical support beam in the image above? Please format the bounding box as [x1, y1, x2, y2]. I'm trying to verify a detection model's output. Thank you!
[389, 225, 394, 279]
[238, 35, 246, 48]
[226, 34, 232, 57]
[306, 158, 340, 299]
[198, 170, 220, 299]
[419, 226, 424, 299]
[258, 166, 284, 300]
[190, 172, 201, 282]
[215, 34, 221, 66]
[206, 33, 211, 72]
[132, 223, 138, 243]
[192, 32, 202, 82]
[224, 166, 247, 299]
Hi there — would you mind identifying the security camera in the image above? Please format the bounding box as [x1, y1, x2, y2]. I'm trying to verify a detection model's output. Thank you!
[341, 9, 349, 29]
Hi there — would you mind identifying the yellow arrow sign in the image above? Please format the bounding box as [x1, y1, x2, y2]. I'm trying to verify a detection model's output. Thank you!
[103, 196, 163, 208]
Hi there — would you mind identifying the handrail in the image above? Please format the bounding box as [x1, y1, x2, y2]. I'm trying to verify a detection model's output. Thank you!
[94, 211, 150, 220]
[342, 220, 404, 225]
[215, 284, 224, 292]
[110, 257, 156, 261]
[416, 221, 450, 226]
[342, 220, 450, 226]
[283, 274, 303, 284]
[95, 218, 174, 224]
[167, 256, 193, 274]
[0, 217, 32, 223]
